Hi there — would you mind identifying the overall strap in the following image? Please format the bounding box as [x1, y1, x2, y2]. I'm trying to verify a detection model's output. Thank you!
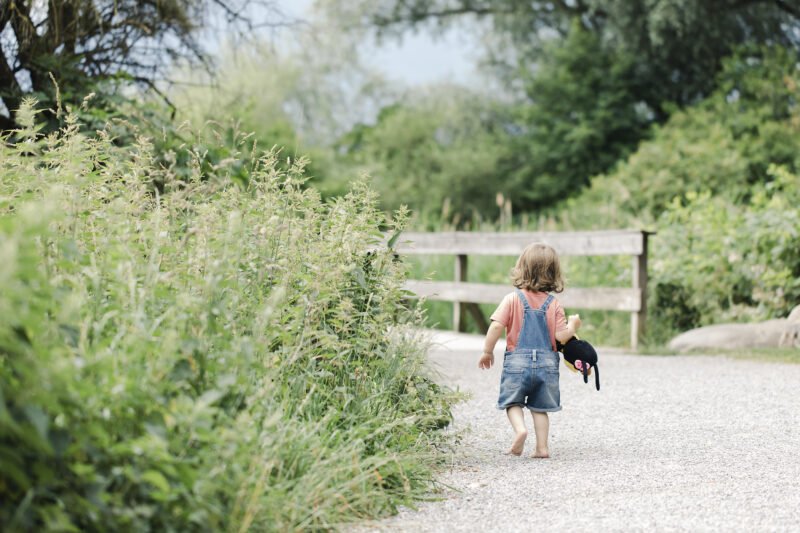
[539, 294, 555, 312]
[514, 288, 532, 312]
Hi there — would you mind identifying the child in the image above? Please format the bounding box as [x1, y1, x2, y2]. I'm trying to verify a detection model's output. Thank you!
[478, 243, 581, 458]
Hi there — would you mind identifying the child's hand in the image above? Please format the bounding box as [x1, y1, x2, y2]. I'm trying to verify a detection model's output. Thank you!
[478, 352, 494, 369]
[568, 314, 582, 332]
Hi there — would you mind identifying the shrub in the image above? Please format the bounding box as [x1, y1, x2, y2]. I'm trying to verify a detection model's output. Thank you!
[653, 165, 800, 326]
[0, 101, 454, 531]
[556, 46, 800, 340]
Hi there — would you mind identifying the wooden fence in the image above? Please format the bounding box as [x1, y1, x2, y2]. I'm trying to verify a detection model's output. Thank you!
[396, 230, 652, 350]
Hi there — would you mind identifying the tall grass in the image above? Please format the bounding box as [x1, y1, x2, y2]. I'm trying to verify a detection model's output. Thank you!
[0, 101, 455, 531]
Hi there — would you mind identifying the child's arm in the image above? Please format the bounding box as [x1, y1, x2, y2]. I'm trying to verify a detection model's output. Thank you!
[478, 320, 505, 369]
[555, 314, 582, 344]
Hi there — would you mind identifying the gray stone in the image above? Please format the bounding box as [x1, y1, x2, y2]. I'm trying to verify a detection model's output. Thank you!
[668, 305, 800, 352]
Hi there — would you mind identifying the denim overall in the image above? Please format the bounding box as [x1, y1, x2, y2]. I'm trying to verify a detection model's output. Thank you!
[496, 289, 562, 412]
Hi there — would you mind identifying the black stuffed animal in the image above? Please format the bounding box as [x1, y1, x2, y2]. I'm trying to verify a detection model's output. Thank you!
[557, 337, 600, 391]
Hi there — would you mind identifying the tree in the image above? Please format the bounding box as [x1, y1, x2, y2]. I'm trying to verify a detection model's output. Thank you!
[337, 86, 519, 223]
[0, 0, 287, 131]
[334, 0, 800, 117]
[161, 17, 394, 195]
[500, 21, 650, 210]
[579, 45, 800, 218]
[322, 0, 800, 211]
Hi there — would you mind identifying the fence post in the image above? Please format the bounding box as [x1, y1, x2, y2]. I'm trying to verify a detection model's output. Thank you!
[631, 232, 649, 351]
[454, 254, 468, 332]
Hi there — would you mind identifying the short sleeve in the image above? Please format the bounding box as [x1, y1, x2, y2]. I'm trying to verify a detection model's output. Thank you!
[490, 292, 515, 326]
[553, 299, 567, 334]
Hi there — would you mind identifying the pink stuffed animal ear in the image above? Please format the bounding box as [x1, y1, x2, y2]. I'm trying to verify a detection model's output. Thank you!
[563, 359, 591, 376]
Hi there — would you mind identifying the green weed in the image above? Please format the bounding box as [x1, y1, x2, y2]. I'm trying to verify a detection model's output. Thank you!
[0, 101, 456, 531]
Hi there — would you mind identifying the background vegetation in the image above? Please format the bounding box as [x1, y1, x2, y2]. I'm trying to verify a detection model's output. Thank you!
[2, 0, 800, 529]
[0, 102, 453, 531]
[325, 2, 800, 345]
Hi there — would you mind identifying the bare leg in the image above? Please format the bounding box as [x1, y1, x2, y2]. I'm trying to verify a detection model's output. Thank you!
[505, 406, 528, 456]
[530, 411, 550, 458]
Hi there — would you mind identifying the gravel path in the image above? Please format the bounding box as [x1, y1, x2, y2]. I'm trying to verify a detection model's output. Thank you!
[358, 331, 800, 532]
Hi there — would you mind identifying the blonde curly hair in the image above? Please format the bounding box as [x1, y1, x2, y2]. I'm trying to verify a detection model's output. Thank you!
[511, 243, 564, 293]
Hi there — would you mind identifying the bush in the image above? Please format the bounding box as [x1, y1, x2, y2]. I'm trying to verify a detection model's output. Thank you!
[575, 45, 800, 221]
[557, 46, 800, 340]
[649, 282, 703, 345]
[0, 101, 454, 531]
[653, 165, 800, 326]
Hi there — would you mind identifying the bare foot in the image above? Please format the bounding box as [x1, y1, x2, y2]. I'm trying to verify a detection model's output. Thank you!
[506, 430, 528, 456]
[530, 449, 550, 459]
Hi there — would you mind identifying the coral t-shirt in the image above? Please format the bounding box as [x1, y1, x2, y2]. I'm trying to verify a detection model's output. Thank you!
[490, 290, 567, 352]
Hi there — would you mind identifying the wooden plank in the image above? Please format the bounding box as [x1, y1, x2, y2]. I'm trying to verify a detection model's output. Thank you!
[454, 254, 467, 332]
[394, 230, 647, 257]
[404, 280, 506, 305]
[631, 234, 650, 351]
[403, 280, 642, 312]
[466, 303, 490, 334]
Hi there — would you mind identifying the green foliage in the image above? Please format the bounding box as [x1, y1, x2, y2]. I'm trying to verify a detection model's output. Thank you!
[557, 46, 800, 342]
[332, 24, 651, 219]
[504, 22, 650, 210]
[334, 0, 800, 113]
[0, 102, 455, 531]
[338, 87, 517, 224]
[323, 0, 800, 221]
[580, 45, 800, 219]
[395, 45, 799, 346]
[654, 166, 800, 325]
[165, 40, 390, 200]
[649, 282, 702, 345]
[0, 1, 273, 132]
[594, 0, 798, 112]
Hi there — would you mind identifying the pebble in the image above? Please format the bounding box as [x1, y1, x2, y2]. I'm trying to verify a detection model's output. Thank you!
[354, 332, 800, 532]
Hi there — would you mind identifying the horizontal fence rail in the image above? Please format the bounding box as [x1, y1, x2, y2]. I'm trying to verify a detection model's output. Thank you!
[404, 281, 642, 312]
[395, 230, 647, 257]
[397, 230, 652, 350]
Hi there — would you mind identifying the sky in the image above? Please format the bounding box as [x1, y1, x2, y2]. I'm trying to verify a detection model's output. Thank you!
[275, 0, 479, 86]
